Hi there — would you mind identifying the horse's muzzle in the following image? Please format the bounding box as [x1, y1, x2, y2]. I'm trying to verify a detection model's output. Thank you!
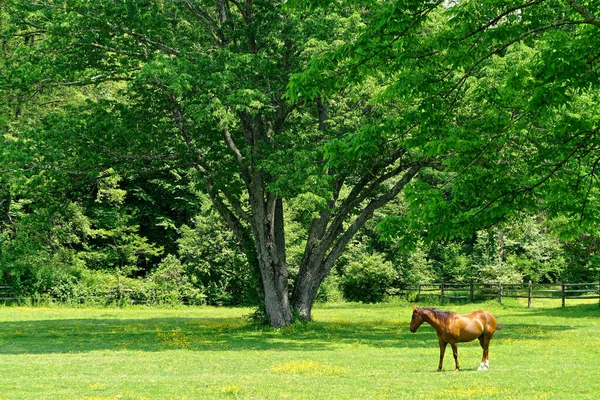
[410, 327, 416, 333]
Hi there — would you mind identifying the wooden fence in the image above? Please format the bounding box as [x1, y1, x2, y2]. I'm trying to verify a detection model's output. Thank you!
[0, 286, 197, 305]
[2, 283, 600, 307]
[0, 286, 17, 302]
[399, 281, 600, 307]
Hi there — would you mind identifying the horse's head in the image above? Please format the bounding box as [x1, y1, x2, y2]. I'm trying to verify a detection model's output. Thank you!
[410, 306, 425, 333]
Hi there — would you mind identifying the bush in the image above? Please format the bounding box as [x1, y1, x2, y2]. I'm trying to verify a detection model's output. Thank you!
[146, 254, 205, 305]
[315, 274, 344, 303]
[177, 206, 256, 306]
[44, 256, 206, 306]
[339, 254, 397, 303]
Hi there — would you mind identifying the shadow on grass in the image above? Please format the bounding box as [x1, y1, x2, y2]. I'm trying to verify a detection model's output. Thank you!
[0, 313, 576, 355]
[518, 302, 600, 318]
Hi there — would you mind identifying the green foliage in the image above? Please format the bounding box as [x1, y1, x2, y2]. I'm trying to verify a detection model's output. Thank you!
[291, 0, 600, 244]
[47, 259, 205, 306]
[314, 274, 344, 303]
[0, 201, 86, 294]
[2, 0, 600, 315]
[392, 240, 436, 286]
[177, 197, 256, 306]
[339, 253, 397, 303]
[146, 254, 206, 305]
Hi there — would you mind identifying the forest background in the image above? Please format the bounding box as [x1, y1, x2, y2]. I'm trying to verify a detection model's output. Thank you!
[1, 0, 599, 326]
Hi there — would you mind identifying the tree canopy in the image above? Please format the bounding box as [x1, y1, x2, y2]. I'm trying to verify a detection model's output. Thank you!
[1, 0, 599, 326]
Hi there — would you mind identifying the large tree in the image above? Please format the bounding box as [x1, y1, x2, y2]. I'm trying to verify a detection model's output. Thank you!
[2, 0, 599, 326]
[2, 0, 426, 326]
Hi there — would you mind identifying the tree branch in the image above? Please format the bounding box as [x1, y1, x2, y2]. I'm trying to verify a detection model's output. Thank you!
[73, 10, 183, 57]
[323, 147, 409, 244]
[181, 0, 227, 45]
[50, 69, 140, 87]
[322, 165, 421, 271]
[460, 0, 547, 41]
[77, 41, 147, 58]
[565, 0, 600, 28]
[221, 128, 245, 165]
[168, 95, 251, 224]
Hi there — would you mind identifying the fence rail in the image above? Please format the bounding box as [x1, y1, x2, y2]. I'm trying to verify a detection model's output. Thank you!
[0, 285, 17, 302]
[399, 281, 600, 308]
[2, 282, 600, 307]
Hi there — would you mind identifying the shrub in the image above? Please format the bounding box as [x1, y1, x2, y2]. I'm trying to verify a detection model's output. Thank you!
[315, 274, 344, 303]
[177, 206, 256, 306]
[44, 256, 206, 306]
[339, 254, 397, 303]
[146, 254, 205, 305]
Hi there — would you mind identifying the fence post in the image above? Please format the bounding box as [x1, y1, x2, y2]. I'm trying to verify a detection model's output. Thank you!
[561, 283, 566, 307]
[417, 282, 421, 302]
[470, 282, 474, 302]
[441, 282, 445, 303]
[498, 282, 503, 303]
[528, 280, 532, 308]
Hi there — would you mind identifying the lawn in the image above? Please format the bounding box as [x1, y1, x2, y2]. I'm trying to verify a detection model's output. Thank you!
[1, 299, 599, 399]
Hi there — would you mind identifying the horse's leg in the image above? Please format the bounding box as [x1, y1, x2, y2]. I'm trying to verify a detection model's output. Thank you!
[478, 334, 491, 371]
[438, 341, 447, 372]
[450, 343, 459, 371]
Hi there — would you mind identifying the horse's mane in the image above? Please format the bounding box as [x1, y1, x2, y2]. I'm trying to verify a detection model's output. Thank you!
[421, 307, 454, 324]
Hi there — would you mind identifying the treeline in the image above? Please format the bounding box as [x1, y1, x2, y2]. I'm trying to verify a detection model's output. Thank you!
[1, 171, 597, 306]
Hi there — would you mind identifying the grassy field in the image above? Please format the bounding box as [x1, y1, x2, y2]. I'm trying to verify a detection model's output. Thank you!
[1, 299, 599, 399]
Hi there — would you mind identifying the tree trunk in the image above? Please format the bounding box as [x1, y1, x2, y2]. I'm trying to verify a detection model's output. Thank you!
[245, 160, 293, 326]
[259, 253, 292, 327]
[257, 198, 292, 327]
[497, 228, 504, 265]
[0, 186, 10, 231]
[292, 253, 329, 321]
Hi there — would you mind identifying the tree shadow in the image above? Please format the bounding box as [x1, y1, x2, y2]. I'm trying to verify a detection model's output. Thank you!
[517, 302, 600, 318]
[0, 312, 578, 355]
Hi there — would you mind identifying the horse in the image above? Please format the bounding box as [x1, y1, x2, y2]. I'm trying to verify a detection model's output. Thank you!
[409, 306, 498, 372]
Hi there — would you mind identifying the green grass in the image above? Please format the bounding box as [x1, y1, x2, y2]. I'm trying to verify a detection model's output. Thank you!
[1, 299, 599, 399]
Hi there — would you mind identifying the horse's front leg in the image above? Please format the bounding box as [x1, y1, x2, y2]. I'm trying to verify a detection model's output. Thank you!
[438, 341, 447, 372]
[451, 343, 460, 371]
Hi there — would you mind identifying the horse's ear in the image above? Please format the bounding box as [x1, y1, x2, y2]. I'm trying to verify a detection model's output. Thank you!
[412, 305, 418, 311]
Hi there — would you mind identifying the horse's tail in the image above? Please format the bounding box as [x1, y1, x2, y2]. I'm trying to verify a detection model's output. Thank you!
[491, 313, 503, 331]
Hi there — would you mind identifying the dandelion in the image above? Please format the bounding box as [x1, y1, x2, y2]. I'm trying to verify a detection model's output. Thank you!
[270, 360, 348, 376]
[157, 330, 192, 349]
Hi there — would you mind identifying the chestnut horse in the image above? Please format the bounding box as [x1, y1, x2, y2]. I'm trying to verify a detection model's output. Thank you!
[409, 306, 498, 372]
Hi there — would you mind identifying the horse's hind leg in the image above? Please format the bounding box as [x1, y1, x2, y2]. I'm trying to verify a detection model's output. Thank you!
[451, 343, 460, 371]
[478, 334, 491, 371]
